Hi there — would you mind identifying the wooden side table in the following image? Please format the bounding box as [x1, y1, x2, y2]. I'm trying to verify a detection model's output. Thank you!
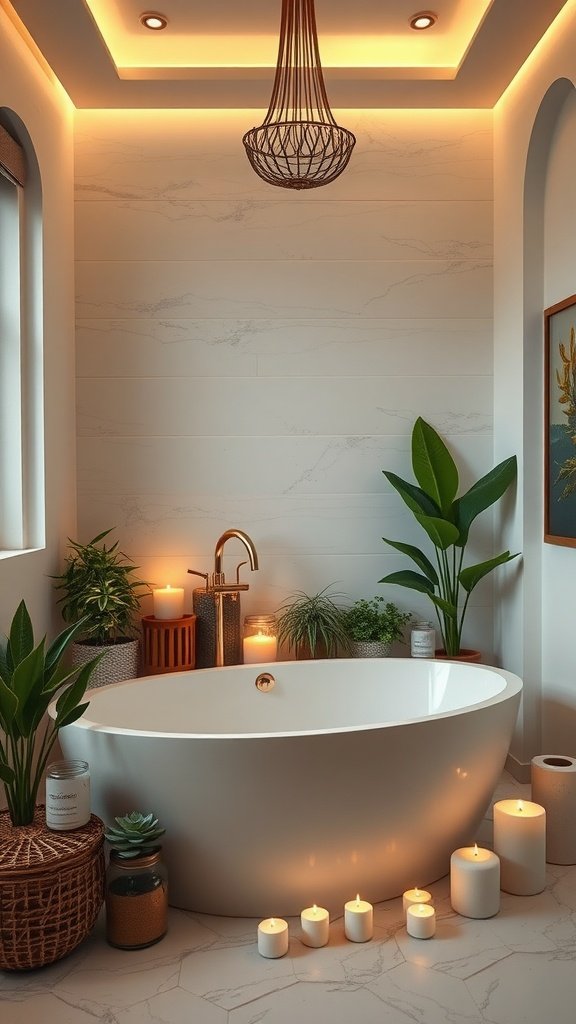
[142, 613, 196, 674]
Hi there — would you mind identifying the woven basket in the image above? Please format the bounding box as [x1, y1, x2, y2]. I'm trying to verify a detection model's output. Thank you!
[0, 808, 105, 971]
[71, 638, 140, 688]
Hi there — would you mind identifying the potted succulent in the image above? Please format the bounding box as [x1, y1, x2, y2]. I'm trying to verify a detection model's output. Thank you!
[277, 585, 349, 659]
[0, 600, 104, 970]
[342, 597, 411, 658]
[104, 811, 168, 949]
[380, 417, 518, 659]
[52, 529, 151, 687]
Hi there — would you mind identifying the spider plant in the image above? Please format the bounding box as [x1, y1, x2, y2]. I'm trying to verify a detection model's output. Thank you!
[277, 585, 349, 659]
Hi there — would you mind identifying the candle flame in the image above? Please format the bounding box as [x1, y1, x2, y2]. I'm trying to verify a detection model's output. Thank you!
[474, 842, 479, 856]
[415, 887, 420, 897]
[270, 917, 275, 926]
[356, 893, 360, 904]
[166, 584, 171, 590]
[517, 800, 524, 812]
[313, 904, 318, 913]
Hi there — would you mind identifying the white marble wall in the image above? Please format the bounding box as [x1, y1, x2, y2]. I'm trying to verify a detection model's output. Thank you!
[74, 108, 494, 649]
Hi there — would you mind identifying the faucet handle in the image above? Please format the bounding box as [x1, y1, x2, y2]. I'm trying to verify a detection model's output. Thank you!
[187, 569, 209, 591]
[235, 560, 248, 585]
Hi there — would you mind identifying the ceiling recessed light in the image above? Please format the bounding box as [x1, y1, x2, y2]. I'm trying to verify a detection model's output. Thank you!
[409, 11, 437, 30]
[140, 12, 168, 30]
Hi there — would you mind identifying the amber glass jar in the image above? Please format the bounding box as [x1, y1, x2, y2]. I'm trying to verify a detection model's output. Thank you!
[105, 849, 168, 949]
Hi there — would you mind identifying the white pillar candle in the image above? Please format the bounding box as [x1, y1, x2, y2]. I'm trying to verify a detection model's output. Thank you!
[402, 887, 433, 913]
[153, 585, 185, 620]
[450, 844, 500, 918]
[243, 633, 278, 664]
[257, 917, 289, 958]
[493, 798, 546, 895]
[344, 894, 373, 942]
[300, 904, 330, 947]
[406, 903, 436, 939]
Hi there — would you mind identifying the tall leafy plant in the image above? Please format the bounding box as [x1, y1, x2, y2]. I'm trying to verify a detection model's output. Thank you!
[0, 601, 100, 826]
[380, 418, 518, 656]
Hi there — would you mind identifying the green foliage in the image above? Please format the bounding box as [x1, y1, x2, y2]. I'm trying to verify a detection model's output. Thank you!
[380, 417, 519, 656]
[52, 529, 151, 643]
[277, 585, 349, 658]
[342, 597, 411, 645]
[105, 811, 166, 859]
[0, 600, 100, 825]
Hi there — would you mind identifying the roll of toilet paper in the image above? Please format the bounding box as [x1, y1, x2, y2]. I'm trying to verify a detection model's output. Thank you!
[531, 754, 576, 864]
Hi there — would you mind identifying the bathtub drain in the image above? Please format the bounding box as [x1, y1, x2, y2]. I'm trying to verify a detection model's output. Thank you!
[255, 672, 275, 692]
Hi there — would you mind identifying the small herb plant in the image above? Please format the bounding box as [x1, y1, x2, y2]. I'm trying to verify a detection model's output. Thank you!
[342, 597, 411, 646]
[277, 585, 349, 658]
[105, 811, 166, 859]
[52, 529, 151, 644]
[0, 601, 100, 826]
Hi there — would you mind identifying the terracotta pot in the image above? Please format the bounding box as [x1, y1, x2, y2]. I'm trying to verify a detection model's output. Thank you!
[434, 648, 482, 663]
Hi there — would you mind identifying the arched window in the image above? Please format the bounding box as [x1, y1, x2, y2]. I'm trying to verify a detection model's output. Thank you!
[0, 113, 44, 555]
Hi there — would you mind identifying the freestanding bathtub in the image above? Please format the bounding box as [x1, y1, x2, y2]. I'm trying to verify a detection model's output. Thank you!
[53, 658, 522, 917]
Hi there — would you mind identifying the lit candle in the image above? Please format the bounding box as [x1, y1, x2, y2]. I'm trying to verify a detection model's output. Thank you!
[300, 904, 330, 947]
[344, 894, 373, 942]
[153, 585, 184, 620]
[450, 844, 500, 918]
[402, 887, 433, 913]
[243, 632, 278, 664]
[257, 917, 289, 958]
[493, 799, 546, 895]
[406, 903, 436, 939]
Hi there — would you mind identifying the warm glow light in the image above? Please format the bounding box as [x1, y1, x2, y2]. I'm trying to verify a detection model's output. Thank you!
[474, 842, 479, 856]
[84, 0, 492, 75]
[140, 12, 168, 31]
[410, 12, 437, 31]
[518, 800, 524, 812]
[356, 893, 360, 904]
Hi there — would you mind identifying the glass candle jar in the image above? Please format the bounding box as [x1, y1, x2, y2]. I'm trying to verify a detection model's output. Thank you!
[243, 614, 278, 664]
[410, 621, 436, 658]
[106, 849, 168, 949]
[46, 760, 91, 831]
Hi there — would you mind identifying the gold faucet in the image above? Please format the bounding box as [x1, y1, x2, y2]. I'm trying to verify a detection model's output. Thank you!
[188, 529, 259, 667]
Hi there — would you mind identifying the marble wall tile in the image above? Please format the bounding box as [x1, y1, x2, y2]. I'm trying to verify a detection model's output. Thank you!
[75, 199, 492, 262]
[76, 259, 492, 320]
[74, 109, 493, 202]
[74, 110, 494, 650]
[76, 318, 492, 379]
[76, 376, 492, 438]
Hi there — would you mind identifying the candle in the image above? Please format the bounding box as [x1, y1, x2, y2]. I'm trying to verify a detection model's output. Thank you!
[243, 632, 278, 664]
[493, 799, 546, 895]
[344, 894, 373, 942]
[153, 585, 184, 620]
[300, 904, 330, 947]
[257, 917, 289, 958]
[450, 844, 500, 918]
[406, 903, 436, 939]
[402, 887, 433, 913]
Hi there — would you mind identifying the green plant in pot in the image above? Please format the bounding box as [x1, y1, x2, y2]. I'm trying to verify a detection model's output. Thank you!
[342, 597, 411, 658]
[380, 417, 519, 659]
[104, 811, 168, 949]
[277, 585, 349, 659]
[52, 529, 152, 687]
[0, 600, 100, 826]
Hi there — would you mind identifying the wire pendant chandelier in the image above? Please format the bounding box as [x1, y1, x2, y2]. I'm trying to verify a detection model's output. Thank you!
[243, 0, 356, 190]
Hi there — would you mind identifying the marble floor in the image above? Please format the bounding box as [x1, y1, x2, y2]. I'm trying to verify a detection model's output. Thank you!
[3, 772, 576, 1024]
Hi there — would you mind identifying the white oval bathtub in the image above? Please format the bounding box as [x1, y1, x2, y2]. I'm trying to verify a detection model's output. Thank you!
[53, 658, 522, 917]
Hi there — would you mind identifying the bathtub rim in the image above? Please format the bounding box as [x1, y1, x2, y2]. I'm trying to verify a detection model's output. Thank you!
[49, 658, 523, 742]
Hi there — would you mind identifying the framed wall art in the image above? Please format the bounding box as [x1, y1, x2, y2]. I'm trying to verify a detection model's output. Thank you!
[545, 294, 576, 546]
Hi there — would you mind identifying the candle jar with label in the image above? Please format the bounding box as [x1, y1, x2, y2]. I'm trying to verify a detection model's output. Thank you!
[243, 615, 278, 664]
[46, 760, 91, 831]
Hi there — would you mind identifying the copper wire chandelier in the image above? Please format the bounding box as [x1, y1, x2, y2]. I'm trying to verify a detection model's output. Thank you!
[243, 0, 356, 190]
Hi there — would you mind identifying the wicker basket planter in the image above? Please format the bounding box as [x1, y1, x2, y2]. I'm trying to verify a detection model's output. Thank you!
[0, 808, 105, 971]
[350, 640, 391, 658]
[71, 638, 140, 688]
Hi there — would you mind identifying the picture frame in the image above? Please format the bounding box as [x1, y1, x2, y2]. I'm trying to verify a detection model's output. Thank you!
[544, 294, 576, 546]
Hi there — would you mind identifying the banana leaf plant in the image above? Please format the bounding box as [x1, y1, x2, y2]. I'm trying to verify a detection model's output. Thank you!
[380, 418, 519, 657]
[0, 601, 101, 826]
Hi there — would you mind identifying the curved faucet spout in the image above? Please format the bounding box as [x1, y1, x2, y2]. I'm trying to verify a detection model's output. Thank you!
[214, 529, 259, 575]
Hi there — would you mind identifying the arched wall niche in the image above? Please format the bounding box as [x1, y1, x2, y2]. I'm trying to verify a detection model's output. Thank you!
[520, 76, 576, 765]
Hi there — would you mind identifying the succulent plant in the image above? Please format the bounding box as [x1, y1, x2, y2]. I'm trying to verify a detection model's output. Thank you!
[105, 811, 166, 859]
